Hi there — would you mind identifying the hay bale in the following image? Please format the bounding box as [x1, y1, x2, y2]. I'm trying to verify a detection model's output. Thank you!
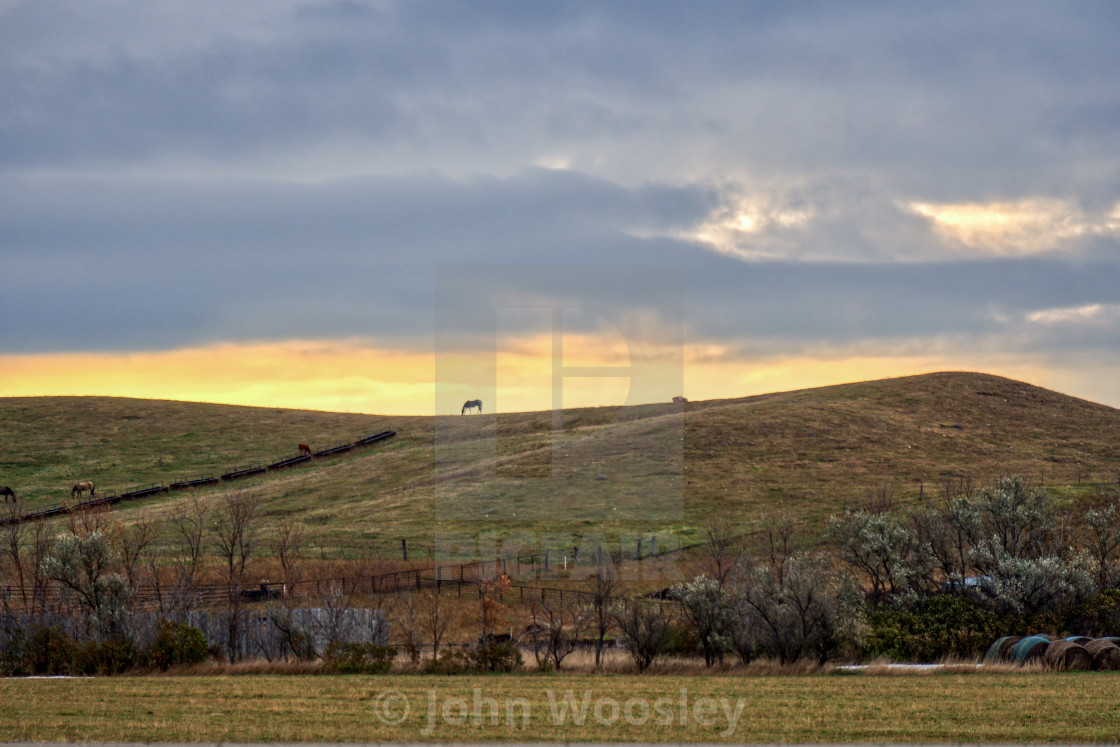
[1011, 635, 1051, 665]
[1084, 639, 1120, 670]
[1043, 640, 1092, 671]
[998, 635, 1023, 661]
[984, 636, 1021, 663]
[1065, 635, 1093, 645]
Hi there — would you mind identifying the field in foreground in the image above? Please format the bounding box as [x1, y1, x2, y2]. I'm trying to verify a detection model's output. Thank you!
[3, 672, 1120, 742]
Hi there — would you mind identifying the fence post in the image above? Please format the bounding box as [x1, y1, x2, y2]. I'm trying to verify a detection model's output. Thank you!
[401, 538, 408, 561]
[544, 551, 550, 572]
[651, 537, 657, 556]
[636, 538, 642, 560]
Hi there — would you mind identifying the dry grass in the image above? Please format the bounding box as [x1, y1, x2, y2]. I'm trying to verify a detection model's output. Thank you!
[4, 372, 1120, 555]
[3, 671, 1120, 742]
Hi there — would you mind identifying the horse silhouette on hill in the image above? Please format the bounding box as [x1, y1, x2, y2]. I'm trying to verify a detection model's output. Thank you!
[462, 399, 482, 414]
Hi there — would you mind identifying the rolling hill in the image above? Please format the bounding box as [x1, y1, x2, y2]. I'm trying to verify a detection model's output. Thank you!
[2, 371, 1119, 555]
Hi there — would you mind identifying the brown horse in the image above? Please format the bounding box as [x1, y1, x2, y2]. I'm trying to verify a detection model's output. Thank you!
[298, 443, 312, 456]
[71, 481, 95, 499]
[0, 486, 15, 503]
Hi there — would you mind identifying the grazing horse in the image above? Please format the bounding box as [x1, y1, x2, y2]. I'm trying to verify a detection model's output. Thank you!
[71, 481, 95, 499]
[461, 399, 482, 415]
[298, 443, 313, 456]
[0, 486, 15, 503]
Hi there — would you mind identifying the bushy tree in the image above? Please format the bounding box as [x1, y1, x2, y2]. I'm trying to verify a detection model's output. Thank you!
[970, 543, 1095, 616]
[1084, 497, 1120, 589]
[829, 509, 932, 602]
[735, 552, 864, 663]
[41, 532, 133, 642]
[670, 575, 735, 666]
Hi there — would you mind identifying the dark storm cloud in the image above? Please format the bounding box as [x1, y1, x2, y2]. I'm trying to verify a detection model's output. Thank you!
[3, 166, 1118, 357]
[1, 1, 1119, 371]
[3, 1, 1117, 194]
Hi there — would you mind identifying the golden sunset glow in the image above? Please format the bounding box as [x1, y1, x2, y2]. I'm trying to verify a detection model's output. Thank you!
[4, 332, 1119, 415]
[907, 198, 1118, 255]
[0, 341, 434, 415]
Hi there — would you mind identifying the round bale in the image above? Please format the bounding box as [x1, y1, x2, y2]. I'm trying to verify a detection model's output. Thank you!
[1085, 639, 1120, 670]
[985, 636, 1021, 667]
[998, 635, 1023, 661]
[1065, 635, 1093, 645]
[1043, 640, 1092, 671]
[1011, 635, 1051, 665]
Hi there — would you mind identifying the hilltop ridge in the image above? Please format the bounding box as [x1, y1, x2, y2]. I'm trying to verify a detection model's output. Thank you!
[2, 372, 1118, 550]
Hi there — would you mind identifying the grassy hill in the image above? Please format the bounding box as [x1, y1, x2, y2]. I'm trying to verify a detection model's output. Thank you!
[3, 372, 1119, 556]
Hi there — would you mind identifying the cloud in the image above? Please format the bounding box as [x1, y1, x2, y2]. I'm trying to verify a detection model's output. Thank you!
[3, 2, 1120, 410]
[1026, 302, 1120, 326]
[908, 199, 1120, 256]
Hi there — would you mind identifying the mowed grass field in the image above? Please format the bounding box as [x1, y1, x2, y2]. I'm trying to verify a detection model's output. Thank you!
[2, 672, 1120, 742]
[3, 371, 1120, 554]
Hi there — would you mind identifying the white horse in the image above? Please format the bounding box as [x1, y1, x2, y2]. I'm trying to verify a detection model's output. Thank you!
[461, 399, 482, 414]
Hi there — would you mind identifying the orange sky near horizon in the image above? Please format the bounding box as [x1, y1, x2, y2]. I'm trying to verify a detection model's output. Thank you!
[0, 338, 1115, 415]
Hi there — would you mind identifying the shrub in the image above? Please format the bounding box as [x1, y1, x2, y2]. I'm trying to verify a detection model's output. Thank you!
[23, 626, 79, 676]
[78, 637, 139, 675]
[148, 619, 208, 671]
[469, 641, 522, 672]
[0, 625, 28, 677]
[423, 648, 473, 675]
[866, 594, 1000, 662]
[323, 642, 397, 674]
[1061, 589, 1120, 638]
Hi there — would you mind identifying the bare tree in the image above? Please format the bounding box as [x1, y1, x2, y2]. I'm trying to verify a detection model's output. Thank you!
[700, 511, 744, 589]
[475, 574, 511, 641]
[612, 600, 672, 673]
[1, 508, 53, 616]
[418, 591, 454, 660]
[1085, 494, 1120, 589]
[155, 492, 209, 615]
[211, 490, 259, 661]
[735, 552, 860, 664]
[117, 514, 153, 591]
[759, 512, 799, 585]
[586, 571, 616, 669]
[525, 589, 591, 670]
[270, 516, 306, 592]
[393, 594, 423, 664]
[0, 503, 29, 613]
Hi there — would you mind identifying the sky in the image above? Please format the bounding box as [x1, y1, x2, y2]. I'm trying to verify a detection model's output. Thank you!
[2, 1, 1119, 415]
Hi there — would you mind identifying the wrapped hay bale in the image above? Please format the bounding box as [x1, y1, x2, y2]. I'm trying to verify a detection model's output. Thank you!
[984, 636, 1022, 664]
[1043, 640, 1092, 671]
[1084, 639, 1120, 670]
[1011, 635, 1051, 665]
[998, 636, 1023, 661]
[1065, 636, 1093, 645]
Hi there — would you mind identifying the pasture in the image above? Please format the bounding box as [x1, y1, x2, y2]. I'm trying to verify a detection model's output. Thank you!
[3, 371, 1120, 556]
[3, 672, 1120, 742]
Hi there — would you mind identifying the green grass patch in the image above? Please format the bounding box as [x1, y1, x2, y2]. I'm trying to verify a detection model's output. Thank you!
[3, 371, 1120, 556]
[2, 672, 1120, 742]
